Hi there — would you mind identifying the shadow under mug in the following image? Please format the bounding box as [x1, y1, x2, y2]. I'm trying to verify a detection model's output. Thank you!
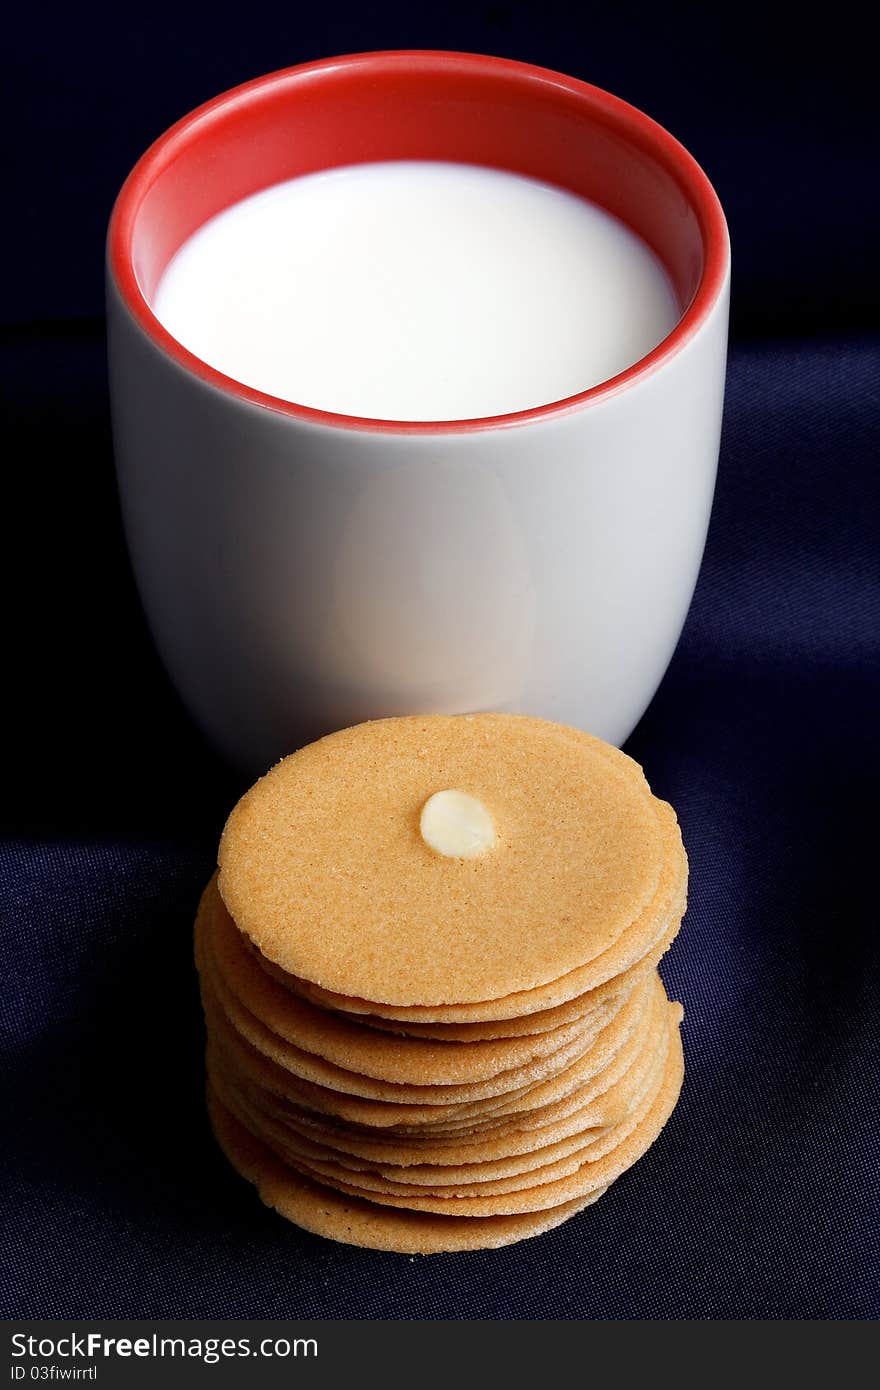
[107, 50, 729, 773]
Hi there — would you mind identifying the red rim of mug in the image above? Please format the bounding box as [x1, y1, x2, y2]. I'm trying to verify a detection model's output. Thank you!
[108, 50, 730, 434]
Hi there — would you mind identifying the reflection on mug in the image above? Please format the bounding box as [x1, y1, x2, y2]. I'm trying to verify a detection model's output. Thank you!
[319, 460, 536, 712]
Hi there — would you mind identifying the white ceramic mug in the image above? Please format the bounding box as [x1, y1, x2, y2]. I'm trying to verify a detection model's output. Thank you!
[107, 51, 729, 772]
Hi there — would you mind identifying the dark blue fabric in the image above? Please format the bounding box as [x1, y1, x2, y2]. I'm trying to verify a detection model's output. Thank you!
[3, 0, 878, 1322]
[2, 337, 877, 1319]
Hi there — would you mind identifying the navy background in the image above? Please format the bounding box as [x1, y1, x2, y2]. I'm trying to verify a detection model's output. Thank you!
[2, 1, 877, 1319]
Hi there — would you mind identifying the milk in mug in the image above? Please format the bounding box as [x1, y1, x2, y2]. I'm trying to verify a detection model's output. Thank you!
[153, 160, 680, 422]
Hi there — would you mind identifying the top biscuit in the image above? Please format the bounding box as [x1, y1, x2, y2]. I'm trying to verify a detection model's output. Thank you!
[217, 714, 666, 1007]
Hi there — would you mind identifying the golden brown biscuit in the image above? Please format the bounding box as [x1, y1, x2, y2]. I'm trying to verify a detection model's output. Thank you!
[290, 1023, 684, 1217]
[201, 954, 608, 1105]
[203, 994, 544, 1129]
[340, 912, 679, 1041]
[213, 1003, 670, 1198]
[254, 802, 685, 1023]
[217, 715, 668, 1006]
[255, 976, 666, 1166]
[209, 988, 672, 1200]
[255, 943, 617, 1040]
[199, 714, 688, 1250]
[202, 880, 614, 1084]
[208, 1089, 610, 1254]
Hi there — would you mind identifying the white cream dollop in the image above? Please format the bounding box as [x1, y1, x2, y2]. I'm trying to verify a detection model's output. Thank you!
[419, 790, 496, 860]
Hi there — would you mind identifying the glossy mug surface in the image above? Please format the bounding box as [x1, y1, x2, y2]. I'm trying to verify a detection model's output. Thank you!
[107, 50, 730, 771]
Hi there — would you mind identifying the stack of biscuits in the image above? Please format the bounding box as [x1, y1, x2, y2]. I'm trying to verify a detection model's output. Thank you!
[197, 713, 687, 1253]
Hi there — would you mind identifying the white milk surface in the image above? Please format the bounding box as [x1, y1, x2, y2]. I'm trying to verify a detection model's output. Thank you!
[153, 161, 680, 421]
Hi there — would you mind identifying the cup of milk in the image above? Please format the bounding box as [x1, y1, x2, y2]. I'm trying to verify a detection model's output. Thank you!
[107, 51, 729, 771]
